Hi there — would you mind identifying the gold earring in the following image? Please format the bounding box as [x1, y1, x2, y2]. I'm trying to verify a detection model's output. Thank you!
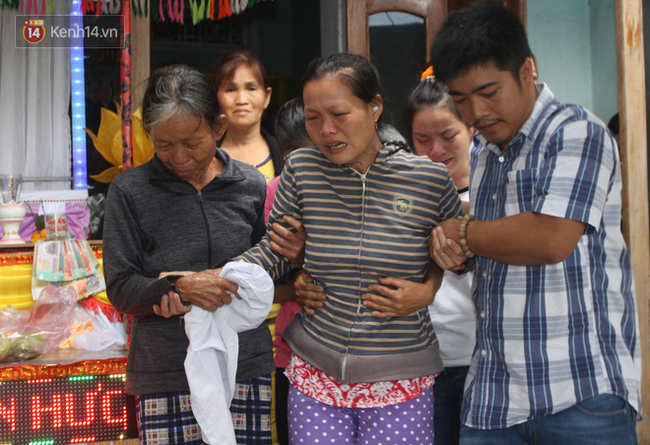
[374, 120, 378, 130]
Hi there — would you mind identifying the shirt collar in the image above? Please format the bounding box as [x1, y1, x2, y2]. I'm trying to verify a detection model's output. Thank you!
[520, 83, 556, 140]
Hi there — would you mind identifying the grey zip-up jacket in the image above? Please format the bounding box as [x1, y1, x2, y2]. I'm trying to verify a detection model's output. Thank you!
[238, 142, 463, 384]
[103, 149, 274, 395]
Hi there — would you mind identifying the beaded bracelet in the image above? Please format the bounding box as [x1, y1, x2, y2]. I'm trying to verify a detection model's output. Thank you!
[458, 214, 476, 258]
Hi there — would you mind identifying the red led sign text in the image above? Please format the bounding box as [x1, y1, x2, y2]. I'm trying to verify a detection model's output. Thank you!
[0, 374, 136, 444]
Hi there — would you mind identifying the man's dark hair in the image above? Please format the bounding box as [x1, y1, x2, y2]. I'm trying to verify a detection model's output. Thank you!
[430, 1, 533, 84]
[608, 112, 620, 137]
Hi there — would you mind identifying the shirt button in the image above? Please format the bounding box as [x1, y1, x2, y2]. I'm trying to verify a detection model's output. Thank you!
[491, 193, 497, 200]
[498, 156, 505, 163]
[481, 349, 488, 356]
[480, 311, 486, 318]
[482, 272, 487, 278]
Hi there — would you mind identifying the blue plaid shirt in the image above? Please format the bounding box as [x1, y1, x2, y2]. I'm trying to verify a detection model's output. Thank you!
[463, 84, 641, 429]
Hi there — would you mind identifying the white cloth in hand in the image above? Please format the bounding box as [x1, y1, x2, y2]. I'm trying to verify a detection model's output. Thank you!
[183, 261, 274, 445]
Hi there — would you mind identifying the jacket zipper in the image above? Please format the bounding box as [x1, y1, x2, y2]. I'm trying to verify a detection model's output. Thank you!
[341, 168, 369, 382]
[197, 191, 212, 263]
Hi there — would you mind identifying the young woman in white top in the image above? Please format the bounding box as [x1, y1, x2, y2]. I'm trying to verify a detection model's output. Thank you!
[404, 74, 476, 445]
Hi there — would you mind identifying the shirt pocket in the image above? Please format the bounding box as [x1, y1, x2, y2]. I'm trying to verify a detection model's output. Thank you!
[505, 169, 537, 215]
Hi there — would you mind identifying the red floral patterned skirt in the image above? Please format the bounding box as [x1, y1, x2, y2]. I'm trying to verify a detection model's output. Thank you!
[285, 353, 437, 409]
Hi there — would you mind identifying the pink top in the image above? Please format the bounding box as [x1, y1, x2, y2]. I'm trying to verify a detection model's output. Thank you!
[264, 176, 281, 222]
[274, 301, 302, 368]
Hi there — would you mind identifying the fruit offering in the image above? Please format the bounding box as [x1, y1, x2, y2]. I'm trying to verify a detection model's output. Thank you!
[0, 335, 12, 361]
[10, 334, 46, 360]
[31, 228, 47, 241]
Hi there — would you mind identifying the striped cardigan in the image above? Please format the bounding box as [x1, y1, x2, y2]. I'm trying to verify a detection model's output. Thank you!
[238, 141, 463, 383]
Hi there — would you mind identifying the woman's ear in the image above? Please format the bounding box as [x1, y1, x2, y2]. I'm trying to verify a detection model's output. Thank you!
[264, 87, 272, 110]
[371, 95, 383, 119]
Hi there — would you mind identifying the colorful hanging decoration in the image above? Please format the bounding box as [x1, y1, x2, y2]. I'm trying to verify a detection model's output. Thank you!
[231, 0, 247, 14]
[1, 0, 268, 20]
[166, 0, 184, 22]
[1, 0, 20, 11]
[217, 0, 230, 18]
[189, 0, 205, 25]
[131, 0, 143, 17]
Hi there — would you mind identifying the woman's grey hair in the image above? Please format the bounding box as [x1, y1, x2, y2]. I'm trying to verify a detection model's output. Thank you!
[142, 64, 221, 132]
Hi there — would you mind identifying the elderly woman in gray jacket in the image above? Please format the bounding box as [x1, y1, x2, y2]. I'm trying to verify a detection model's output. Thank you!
[103, 64, 301, 445]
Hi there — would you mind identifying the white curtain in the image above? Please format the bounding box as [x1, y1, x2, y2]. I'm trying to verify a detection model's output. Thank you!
[0, 9, 72, 193]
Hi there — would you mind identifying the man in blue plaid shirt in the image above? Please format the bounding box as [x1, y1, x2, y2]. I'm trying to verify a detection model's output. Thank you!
[429, 3, 641, 444]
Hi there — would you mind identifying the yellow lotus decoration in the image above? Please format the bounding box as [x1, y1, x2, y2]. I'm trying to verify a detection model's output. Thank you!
[86, 104, 155, 183]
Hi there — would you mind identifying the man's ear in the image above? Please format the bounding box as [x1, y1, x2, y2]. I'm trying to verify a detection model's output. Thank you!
[520, 57, 535, 85]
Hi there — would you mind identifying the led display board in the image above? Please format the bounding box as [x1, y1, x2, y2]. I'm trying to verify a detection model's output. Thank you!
[0, 373, 137, 444]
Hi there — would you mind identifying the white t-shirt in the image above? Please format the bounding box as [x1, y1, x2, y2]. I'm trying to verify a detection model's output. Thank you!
[428, 190, 476, 367]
